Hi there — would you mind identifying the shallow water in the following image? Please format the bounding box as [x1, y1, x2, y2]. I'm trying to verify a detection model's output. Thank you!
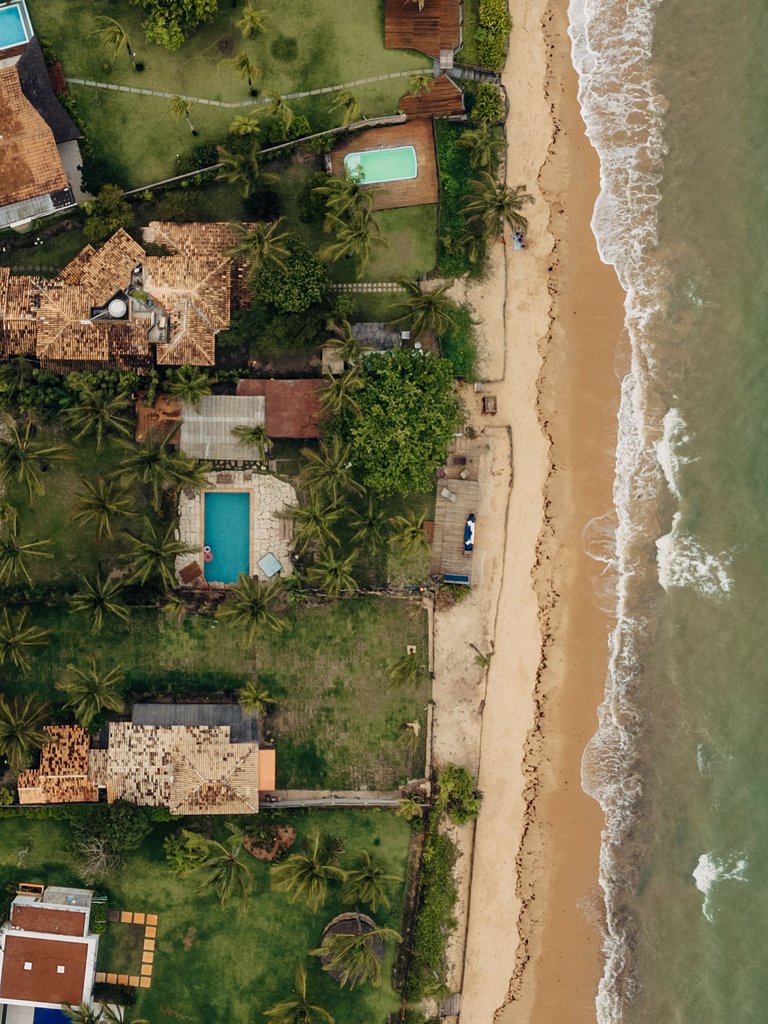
[569, 0, 768, 1018]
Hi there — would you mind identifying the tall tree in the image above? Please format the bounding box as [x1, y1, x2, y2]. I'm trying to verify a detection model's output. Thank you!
[229, 115, 261, 137]
[299, 436, 363, 504]
[0, 520, 51, 585]
[263, 91, 295, 130]
[329, 90, 362, 128]
[305, 548, 357, 600]
[388, 510, 430, 557]
[56, 658, 126, 731]
[348, 495, 389, 556]
[170, 95, 198, 136]
[0, 695, 50, 775]
[312, 171, 378, 227]
[317, 370, 362, 419]
[130, 0, 219, 52]
[390, 280, 457, 339]
[216, 574, 286, 638]
[69, 574, 130, 633]
[73, 476, 137, 541]
[0, 416, 71, 504]
[283, 493, 343, 553]
[190, 826, 253, 908]
[342, 851, 401, 912]
[237, 681, 276, 716]
[94, 16, 142, 70]
[231, 423, 272, 463]
[456, 123, 505, 172]
[270, 830, 346, 911]
[462, 173, 534, 239]
[262, 965, 335, 1024]
[0, 356, 34, 402]
[122, 520, 193, 589]
[0, 608, 51, 674]
[226, 52, 261, 95]
[62, 387, 133, 450]
[165, 365, 212, 406]
[237, 3, 269, 37]
[83, 184, 133, 243]
[320, 211, 387, 275]
[117, 433, 210, 511]
[408, 72, 432, 97]
[324, 320, 362, 367]
[310, 922, 401, 989]
[216, 141, 275, 198]
[227, 220, 291, 284]
[387, 651, 426, 690]
[395, 795, 424, 822]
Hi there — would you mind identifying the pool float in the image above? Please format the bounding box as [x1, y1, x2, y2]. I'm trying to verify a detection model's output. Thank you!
[203, 545, 213, 563]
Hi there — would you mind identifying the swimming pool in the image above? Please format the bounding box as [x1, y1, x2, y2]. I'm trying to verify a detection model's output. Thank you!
[203, 491, 251, 584]
[344, 145, 418, 184]
[0, 2, 31, 52]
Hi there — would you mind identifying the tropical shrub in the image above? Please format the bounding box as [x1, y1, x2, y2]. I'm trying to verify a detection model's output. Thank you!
[0, 786, 14, 806]
[440, 306, 477, 380]
[469, 82, 504, 125]
[255, 241, 329, 313]
[435, 764, 483, 824]
[477, 0, 511, 71]
[82, 184, 133, 243]
[435, 122, 484, 277]
[404, 824, 457, 999]
[130, 0, 219, 51]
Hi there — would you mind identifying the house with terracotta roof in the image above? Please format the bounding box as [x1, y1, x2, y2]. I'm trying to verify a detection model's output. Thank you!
[236, 378, 329, 440]
[0, 885, 99, 1013]
[0, 2, 82, 229]
[17, 725, 99, 806]
[0, 222, 250, 371]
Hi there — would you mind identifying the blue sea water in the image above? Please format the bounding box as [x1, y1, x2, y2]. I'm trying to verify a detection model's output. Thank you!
[204, 491, 251, 584]
[570, 0, 768, 1019]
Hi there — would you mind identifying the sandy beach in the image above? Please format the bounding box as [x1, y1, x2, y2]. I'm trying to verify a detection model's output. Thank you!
[430, 0, 627, 1020]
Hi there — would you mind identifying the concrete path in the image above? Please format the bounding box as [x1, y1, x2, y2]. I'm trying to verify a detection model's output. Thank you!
[331, 281, 407, 293]
[272, 790, 402, 808]
[65, 68, 432, 109]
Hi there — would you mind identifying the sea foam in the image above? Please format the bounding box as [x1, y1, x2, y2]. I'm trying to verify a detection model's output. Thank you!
[693, 853, 748, 922]
[656, 512, 733, 596]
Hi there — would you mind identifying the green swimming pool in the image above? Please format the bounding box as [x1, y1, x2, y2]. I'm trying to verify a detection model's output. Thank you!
[344, 145, 418, 184]
[203, 491, 250, 584]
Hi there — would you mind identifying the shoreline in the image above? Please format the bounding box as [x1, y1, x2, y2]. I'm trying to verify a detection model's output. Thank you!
[447, 0, 627, 1020]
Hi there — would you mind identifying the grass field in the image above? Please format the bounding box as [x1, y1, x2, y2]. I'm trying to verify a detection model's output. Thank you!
[27, 0, 426, 187]
[0, 810, 412, 1023]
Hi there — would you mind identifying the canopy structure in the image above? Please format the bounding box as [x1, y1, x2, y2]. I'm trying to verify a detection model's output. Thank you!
[180, 395, 266, 462]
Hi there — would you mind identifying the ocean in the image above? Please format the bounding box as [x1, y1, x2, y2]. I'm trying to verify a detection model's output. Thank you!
[568, 0, 768, 1020]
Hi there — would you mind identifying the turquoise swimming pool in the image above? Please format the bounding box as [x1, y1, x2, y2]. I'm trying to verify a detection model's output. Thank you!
[0, 2, 31, 52]
[344, 145, 418, 184]
[203, 491, 250, 584]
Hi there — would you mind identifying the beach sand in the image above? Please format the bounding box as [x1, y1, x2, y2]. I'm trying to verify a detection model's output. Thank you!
[433, 0, 627, 1021]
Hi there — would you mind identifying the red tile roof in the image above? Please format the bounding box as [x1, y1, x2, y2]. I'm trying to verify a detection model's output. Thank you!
[10, 905, 87, 937]
[236, 378, 329, 439]
[0, 934, 88, 1005]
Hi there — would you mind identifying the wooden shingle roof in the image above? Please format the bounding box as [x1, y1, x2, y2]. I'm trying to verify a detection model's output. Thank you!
[0, 66, 68, 209]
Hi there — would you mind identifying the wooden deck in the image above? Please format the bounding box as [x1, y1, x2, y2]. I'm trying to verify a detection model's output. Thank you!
[384, 0, 461, 60]
[430, 478, 479, 582]
[330, 119, 438, 211]
[399, 74, 464, 118]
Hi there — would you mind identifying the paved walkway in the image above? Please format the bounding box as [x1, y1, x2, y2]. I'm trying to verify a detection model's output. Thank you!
[273, 789, 402, 808]
[65, 68, 432, 109]
[331, 281, 407, 292]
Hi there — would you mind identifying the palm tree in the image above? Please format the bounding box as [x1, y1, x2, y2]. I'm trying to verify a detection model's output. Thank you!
[56, 658, 125, 730]
[61, 387, 133, 450]
[389, 510, 430, 557]
[320, 211, 387, 275]
[299, 436, 362, 504]
[305, 549, 357, 599]
[165, 365, 212, 406]
[395, 795, 424, 822]
[390, 279, 457, 340]
[122, 520, 193, 590]
[191, 826, 253, 908]
[231, 423, 272, 463]
[0, 356, 34, 401]
[227, 220, 291, 283]
[463, 173, 535, 239]
[263, 91, 295, 130]
[93, 16, 141, 70]
[271, 830, 346, 911]
[0, 695, 49, 775]
[456, 123, 505, 170]
[342, 851, 401, 912]
[324, 320, 362, 366]
[170, 95, 198, 136]
[387, 651, 426, 690]
[348, 496, 388, 556]
[0, 608, 51, 674]
[73, 476, 137, 540]
[216, 141, 275, 199]
[283, 493, 343, 553]
[237, 3, 269, 37]
[69, 574, 130, 633]
[263, 965, 334, 1024]
[312, 171, 379, 226]
[408, 72, 432, 97]
[0, 416, 71, 503]
[310, 922, 401, 989]
[63, 1005, 101, 1024]
[230, 115, 261, 137]
[216, 574, 286, 638]
[317, 370, 362, 419]
[329, 90, 362, 128]
[117, 433, 209, 511]
[237, 681, 276, 716]
[226, 52, 261, 95]
[0, 521, 51, 585]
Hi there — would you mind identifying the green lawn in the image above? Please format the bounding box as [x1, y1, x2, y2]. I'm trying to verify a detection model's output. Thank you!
[28, 0, 426, 187]
[0, 810, 412, 1023]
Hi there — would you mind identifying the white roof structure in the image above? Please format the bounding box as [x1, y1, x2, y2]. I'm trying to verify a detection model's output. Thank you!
[180, 395, 266, 462]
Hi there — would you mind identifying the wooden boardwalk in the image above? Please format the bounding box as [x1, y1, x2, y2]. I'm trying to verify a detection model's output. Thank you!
[330, 118, 438, 210]
[399, 74, 464, 118]
[384, 0, 461, 60]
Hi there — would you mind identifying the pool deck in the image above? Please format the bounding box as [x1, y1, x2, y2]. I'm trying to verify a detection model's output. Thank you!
[330, 119, 438, 210]
[175, 470, 298, 587]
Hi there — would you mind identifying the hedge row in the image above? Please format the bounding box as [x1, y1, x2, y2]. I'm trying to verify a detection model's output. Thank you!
[477, 0, 512, 71]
